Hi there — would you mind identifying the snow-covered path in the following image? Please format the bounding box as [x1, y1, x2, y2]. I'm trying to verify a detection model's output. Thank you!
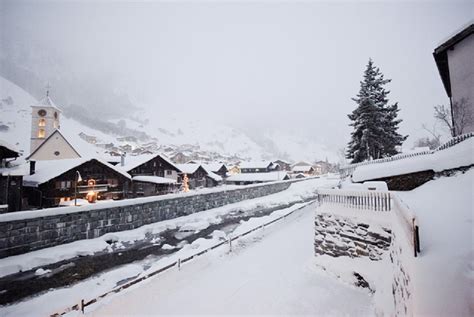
[89, 204, 375, 315]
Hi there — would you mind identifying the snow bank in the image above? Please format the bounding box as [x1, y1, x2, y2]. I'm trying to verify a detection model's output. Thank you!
[397, 170, 474, 316]
[352, 138, 474, 182]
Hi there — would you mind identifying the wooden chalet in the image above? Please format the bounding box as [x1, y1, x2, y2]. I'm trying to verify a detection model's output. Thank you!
[0, 141, 26, 212]
[239, 161, 280, 173]
[273, 160, 291, 171]
[120, 154, 181, 197]
[23, 158, 131, 208]
[176, 164, 218, 189]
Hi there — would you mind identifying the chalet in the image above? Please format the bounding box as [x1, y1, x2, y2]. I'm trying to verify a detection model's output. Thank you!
[239, 161, 279, 173]
[227, 165, 241, 175]
[0, 140, 27, 212]
[433, 23, 474, 136]
[273, 159, 291, 171]
[23, 158, 131, 208]
[120, 154, 181, 196]
[187, 161, 228, 179]
[171, 152, 192, 164]
[291, 165, 315, 175]
[176, 164, 217, 189]
[226, 171, 289, 185]
[201, 165, 223, 187]
[294, 173, 306, 179]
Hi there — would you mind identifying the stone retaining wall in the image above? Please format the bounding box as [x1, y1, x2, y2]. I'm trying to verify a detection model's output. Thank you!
[314, 213, 391, 260]
[0, 181, 293, 258]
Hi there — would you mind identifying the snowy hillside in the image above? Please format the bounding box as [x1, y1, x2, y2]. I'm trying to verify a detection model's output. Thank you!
[0, 75, 336, 162]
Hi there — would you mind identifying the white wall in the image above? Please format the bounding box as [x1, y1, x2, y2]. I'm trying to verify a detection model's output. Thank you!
[448, 34, 474, 135]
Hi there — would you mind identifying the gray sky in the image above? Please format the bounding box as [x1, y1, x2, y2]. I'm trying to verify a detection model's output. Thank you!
[1, 0, 473, 151]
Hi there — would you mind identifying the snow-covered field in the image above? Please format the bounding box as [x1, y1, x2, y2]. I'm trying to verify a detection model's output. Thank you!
[86, 203, 374, 316]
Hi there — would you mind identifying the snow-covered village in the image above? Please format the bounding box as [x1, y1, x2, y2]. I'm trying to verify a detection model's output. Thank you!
[0, 1, 473, 316]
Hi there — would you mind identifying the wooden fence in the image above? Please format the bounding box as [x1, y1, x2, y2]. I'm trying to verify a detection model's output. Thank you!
[318, 188, 392, 211]
[317, 189, 420, 257]
[340, 132, 474, 177]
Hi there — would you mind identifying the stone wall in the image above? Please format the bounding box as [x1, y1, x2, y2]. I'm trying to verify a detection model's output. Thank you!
[314, 210, 413, 316]
[390, 230, 413, 316]
[314, 213, 391, 260]
[0, 181, 292, 258]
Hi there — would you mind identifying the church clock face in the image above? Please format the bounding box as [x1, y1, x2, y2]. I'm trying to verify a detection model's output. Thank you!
[38, 109, 47, 117]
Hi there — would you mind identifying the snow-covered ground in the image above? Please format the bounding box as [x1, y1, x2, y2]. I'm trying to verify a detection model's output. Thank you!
[86, 203, 374, 316]
[352, 137, 473, 182]
[397, 170, 473, 316]
[0, 177, 345, 316]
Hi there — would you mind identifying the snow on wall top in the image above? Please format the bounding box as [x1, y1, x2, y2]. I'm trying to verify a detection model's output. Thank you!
[352, 138, 474, 182]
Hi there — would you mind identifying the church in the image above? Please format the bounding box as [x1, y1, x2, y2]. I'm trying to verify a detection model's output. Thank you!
[21, 90, 132, 209]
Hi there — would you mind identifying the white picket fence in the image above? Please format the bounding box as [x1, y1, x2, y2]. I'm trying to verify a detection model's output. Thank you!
[317, 189, 420, 257]
[340, 132, 474, 177]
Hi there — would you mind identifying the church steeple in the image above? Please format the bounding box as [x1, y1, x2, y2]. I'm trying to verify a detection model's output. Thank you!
[30, 85, 62, 154]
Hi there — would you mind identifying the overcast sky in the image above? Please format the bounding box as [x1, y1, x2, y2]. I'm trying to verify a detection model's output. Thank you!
[1, 0, 473, 151]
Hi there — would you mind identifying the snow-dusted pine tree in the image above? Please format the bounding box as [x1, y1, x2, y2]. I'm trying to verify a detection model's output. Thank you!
[346, 59, 407, 163]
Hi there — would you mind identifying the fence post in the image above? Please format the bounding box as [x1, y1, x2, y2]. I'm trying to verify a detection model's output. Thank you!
[229, 238, 232, 253]
[178, 258, 181, 271]
[80, 299, 84, 314]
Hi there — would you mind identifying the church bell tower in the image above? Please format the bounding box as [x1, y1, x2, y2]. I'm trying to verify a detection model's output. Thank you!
[30, 86, 62, 154]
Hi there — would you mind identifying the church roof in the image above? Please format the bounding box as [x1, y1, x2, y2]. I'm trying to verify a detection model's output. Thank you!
[31, 96, 62, 112]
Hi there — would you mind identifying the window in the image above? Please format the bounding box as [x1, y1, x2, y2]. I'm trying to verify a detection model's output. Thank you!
[38, 109, 47, 117]
[57, 181, 71, 190]
[38, 129, 45, 138]
[38, 118, 46, 127]
[54, 151, 60, 156]
[166, 170, 173, 175]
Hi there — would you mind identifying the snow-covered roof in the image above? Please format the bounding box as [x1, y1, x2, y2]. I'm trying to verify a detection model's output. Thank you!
[120, 153, 180, 172]
[226, 171, 288, 183]
[239, 161, 273, 169]
[0, 162, 29, 176]
[203, 163, 227, 172]
[132, 175, 177, 184]
[201, 166, 223, 182]
[31, 96, 62, 112]
[291, 165, 314, 172]
[23, 158, 131, 186]
[176, 163, 202, 174]
[0, 139, 20, 155]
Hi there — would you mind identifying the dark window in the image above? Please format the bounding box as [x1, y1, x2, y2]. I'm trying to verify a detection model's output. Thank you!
[54, 151, 60, 156]
[38, 109, 47, 117]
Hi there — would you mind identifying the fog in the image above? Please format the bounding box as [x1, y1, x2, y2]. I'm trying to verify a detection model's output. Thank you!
[1, 0, 472, 155]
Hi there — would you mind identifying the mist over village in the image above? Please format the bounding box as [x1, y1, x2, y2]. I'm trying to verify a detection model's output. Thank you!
[0, 1, 473, 316]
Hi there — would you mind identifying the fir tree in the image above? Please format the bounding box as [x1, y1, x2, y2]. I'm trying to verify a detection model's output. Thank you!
[346, 59, 407, 163]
